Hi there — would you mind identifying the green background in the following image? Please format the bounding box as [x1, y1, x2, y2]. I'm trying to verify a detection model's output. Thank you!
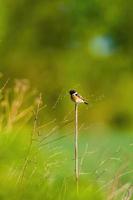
[0, 0, 133, 129]
[0, 1, 133, 199]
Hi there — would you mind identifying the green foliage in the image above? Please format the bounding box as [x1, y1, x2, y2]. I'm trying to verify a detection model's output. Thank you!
[0, 0, 133, 129]
[0, 81, 132, 200]
[0, 129, 132, 200]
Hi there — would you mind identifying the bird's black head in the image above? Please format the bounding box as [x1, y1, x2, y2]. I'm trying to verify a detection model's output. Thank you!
[69, 89, 76, 95]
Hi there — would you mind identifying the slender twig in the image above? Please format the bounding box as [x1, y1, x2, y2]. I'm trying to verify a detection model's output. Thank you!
[122, 185, 133, 200]
[75, 103, 79, 193]
[33, 93, 42, 136]
[0, 78, 10, 92]
[17, 93, 42, 185]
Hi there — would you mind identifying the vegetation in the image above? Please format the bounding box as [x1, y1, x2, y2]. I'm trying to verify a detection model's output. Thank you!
[0, 0, 133, 128]
[0, 1, 133, 199]
[0, 81, 132, 199]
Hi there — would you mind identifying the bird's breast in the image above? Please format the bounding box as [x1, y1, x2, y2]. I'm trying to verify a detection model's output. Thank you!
[71, 95, 84, 103]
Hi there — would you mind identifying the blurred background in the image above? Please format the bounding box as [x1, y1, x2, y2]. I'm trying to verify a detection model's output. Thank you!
[0, 2, 133, 199]
[0, 0, 133, 130]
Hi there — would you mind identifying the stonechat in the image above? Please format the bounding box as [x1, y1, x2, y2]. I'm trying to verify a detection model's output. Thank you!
[69, 90, 88, 105]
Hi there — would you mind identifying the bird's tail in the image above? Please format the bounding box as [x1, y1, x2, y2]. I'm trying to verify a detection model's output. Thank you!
[84, 101, 88, 105]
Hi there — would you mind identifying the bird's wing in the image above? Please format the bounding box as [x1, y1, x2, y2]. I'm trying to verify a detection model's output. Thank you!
[76, 93, 86, 101]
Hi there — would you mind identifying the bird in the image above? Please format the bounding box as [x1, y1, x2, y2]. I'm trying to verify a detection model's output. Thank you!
[69, 89, 88, 105]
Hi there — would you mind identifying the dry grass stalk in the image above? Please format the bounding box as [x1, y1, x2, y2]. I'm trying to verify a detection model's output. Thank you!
[122, 185, 133, 200]
[18, 93, 42, 185]
[75, 103, 79, 193]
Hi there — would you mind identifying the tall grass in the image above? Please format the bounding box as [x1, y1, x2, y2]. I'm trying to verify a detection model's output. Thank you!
[0, 78, 132, 200]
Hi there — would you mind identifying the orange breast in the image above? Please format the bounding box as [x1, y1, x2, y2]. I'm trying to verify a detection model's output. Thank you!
[71, 94, 83, 103]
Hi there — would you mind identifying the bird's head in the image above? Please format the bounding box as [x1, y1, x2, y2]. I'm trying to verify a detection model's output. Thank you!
[69, 89, 77, 95]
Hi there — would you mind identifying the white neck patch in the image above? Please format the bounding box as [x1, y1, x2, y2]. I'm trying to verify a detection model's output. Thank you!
[73, 92, 77, 95]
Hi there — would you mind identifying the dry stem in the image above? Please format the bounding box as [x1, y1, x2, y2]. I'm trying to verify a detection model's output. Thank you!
[75, 103, 79, 193]
[18, 93, 42, 185]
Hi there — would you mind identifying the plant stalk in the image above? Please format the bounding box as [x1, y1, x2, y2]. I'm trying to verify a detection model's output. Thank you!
[75, 103, 79, 192]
